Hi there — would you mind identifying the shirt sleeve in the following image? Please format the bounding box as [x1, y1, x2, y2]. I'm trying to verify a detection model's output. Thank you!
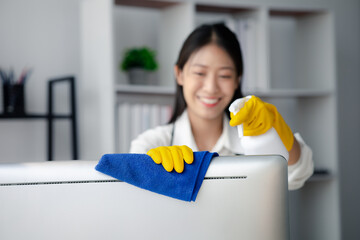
[287, 133, 314, 190]
[129, 124, 173, 153]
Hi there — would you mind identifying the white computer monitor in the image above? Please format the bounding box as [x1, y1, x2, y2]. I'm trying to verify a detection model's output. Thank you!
[0, 155, 289, 240]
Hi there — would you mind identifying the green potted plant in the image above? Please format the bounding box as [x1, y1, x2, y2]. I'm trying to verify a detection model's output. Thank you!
[120, 47, 158, 85]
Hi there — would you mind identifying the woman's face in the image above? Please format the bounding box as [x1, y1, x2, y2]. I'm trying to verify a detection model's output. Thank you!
[175, 43, 239, 122]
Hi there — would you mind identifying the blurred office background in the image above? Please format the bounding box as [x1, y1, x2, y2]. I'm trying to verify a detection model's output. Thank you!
[0, 0, 359, 239]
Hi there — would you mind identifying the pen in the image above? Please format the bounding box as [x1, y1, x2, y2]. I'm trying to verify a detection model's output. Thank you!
[17, 68, 27, 84]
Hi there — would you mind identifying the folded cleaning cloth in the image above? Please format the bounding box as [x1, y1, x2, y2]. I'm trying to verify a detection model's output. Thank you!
[95, 151, 218, 202]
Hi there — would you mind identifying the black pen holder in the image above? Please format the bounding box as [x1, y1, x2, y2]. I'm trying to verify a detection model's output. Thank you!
[2, 83, 25, 115]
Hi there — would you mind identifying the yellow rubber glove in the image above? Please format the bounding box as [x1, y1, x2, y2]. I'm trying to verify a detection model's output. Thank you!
[147, 145, 194, 173]
[229, 96, 294, 151]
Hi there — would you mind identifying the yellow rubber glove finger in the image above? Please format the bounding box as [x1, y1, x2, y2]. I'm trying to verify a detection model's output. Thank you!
[179, 145, 194, 164]
[169, 146, 184, 173]
[147, 148, 162, 164]
[229, 108, 247, 127]
[265, 103, 294, 151]
[229, 96, 273, 136]
[147, 146, 174, 172]
[158, 147, 174, 172]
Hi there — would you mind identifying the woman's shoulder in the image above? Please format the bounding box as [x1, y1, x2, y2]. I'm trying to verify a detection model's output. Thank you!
[129, 124, 173, 153]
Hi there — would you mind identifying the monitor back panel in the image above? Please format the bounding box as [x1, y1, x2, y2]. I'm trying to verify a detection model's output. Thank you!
[0, 155, 289, 240]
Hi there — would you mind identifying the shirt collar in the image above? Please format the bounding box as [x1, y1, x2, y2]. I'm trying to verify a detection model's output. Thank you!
[172, 110, 239, 154]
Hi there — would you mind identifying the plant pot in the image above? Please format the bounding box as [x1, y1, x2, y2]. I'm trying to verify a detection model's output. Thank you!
[128, 68, 148, 85]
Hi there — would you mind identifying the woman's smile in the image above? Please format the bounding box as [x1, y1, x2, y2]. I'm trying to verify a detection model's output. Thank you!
[198, 96, 221, 107]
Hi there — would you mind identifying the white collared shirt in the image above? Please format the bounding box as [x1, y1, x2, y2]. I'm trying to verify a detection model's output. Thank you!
[171, 110, 243, 155]
[130, 110, 314, 190]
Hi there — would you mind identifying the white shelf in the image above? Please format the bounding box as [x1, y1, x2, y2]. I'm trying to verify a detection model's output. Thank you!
[115, 84, 175, 96]
[81, 1, 340, 239]
[243, 88, 334, 98]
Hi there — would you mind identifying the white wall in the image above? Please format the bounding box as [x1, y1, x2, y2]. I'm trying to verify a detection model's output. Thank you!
[0, 0, 80, 162]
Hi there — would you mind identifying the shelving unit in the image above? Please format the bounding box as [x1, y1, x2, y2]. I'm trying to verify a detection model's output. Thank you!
[81, 0, 340, 239]
[115, 84, 175, 96]
[0, 76, 78, 161]
[114, 84, 175, 152]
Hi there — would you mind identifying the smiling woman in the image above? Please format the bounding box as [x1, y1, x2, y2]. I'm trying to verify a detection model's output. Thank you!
[176, 44, 238, 122]
[170, 23, 244, 123]
[130, 23, 313, 191]
[131, 23, 244, 153]
[174, 43, 239, 150]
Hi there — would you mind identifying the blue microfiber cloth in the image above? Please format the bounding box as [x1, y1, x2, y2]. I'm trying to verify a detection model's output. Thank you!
[95, 151, 218, 202]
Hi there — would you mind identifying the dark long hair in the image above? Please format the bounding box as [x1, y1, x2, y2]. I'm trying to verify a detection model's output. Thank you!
[168, 23, 244, 123]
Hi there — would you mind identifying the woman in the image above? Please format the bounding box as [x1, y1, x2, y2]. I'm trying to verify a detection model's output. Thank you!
[130, 23, 313, 190]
